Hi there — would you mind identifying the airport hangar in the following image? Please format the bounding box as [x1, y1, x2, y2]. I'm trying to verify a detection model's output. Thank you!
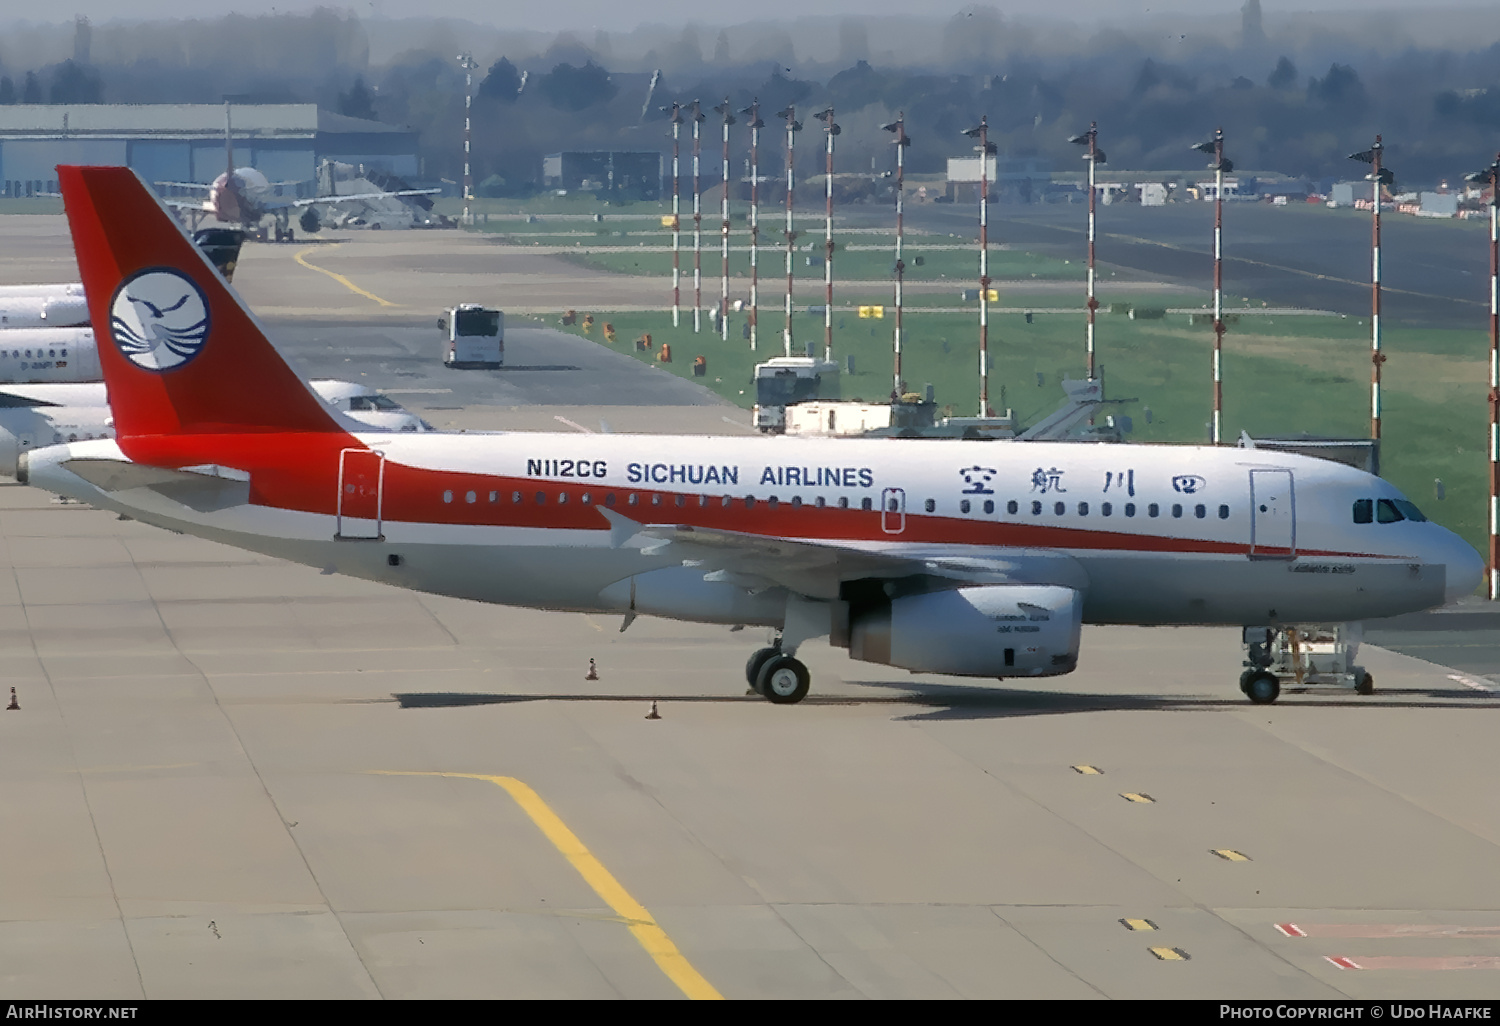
[0, 103, 420, 199]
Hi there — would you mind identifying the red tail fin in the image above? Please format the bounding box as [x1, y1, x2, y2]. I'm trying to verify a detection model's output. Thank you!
[59, 165, 342, 438]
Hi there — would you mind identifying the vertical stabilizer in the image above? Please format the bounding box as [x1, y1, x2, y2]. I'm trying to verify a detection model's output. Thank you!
[58, 165, 345, 441]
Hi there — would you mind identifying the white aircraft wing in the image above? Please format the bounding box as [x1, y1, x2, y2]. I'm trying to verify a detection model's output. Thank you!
[155, 181, 210, 191]
[265, 189, 442, 211]
[598, 507, 1088, 600]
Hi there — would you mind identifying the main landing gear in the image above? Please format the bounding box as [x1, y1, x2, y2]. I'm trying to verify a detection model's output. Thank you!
[745, 639, 811, 705]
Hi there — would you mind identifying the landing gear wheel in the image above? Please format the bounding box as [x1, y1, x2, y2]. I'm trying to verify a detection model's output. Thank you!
[745, 646, 779, 691]
[1243, 670, 1280, 705]
[1355, 671, 1375, 696]
[1238, 668, 1256, 695]
[756, 654, 810, 705]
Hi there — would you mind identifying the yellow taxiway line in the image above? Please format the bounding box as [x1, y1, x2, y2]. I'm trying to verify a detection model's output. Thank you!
[370, 770, 723, 1000]
[294, 245, 400, 307]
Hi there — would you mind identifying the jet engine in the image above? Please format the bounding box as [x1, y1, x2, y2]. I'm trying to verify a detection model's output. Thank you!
[299, 208, 322, 234]
[846, 584, 1083, 678]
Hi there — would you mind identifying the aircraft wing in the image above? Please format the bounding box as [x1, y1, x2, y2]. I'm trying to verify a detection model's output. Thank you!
[155, 181, 210, 191]
[264, 189, 442, 212]
[162, 197, 214, 212]
[597, 507, 1088, 600]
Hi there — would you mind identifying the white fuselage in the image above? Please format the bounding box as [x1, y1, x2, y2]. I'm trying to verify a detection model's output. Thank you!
[24, 431, 1481, 630]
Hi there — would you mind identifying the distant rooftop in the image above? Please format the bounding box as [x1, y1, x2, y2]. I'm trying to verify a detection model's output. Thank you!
[0, 104, 409, 139]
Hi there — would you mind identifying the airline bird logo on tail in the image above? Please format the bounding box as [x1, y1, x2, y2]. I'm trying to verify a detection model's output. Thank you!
[109, 269, 211, 371]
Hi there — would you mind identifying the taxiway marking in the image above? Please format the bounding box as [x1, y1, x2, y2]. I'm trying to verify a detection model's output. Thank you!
[1327, 955, 1500, 970]
[1211, 849, 1251, 861]
[1150, 947, 1189, 961]
[1120, 792, 1155, 803]
[1447, 673, 1493, 692]
[553, 416, 593, 433]
[1121, 919, 1158, 932]
[1071, 765, 1103, 775]
[294, 246, 400, 307]
[1283, 923, 1500, 939]
[370, 770, 723, 1000]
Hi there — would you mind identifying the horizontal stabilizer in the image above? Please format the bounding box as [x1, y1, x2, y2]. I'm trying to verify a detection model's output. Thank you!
[62, 458, 250, 512]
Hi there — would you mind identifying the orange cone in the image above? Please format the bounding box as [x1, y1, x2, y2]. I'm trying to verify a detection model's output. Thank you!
[6, 687, 17, 710]
[585, 658, 599, 681]
[645, 700, 661, 720]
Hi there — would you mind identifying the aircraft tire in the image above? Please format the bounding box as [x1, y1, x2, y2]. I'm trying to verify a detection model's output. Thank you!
[757, 655, 810, 705]
[1243, 670, 1280, 705]
[1355, 671, 1375, 696]
[746, 646, 779, 690]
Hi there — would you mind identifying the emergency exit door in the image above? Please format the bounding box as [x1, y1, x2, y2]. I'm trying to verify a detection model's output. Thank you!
[337, 448, 385, 540]
[1249, 469, 1295, 559]
[881, 487, 906, 534]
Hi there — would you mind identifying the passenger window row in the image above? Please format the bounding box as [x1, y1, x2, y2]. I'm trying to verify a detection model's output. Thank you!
[925, 497, 1231, 520]
[439, 489, 878, 511]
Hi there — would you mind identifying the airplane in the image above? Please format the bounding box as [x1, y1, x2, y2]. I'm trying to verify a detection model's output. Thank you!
[0, 327, 99, 382]
[158, 104, 439, 241]
[0, 283, 90, 329]
[0, 378, 433, 479]
[21, 165, 1484, 706]
[0, 226, 245, 333]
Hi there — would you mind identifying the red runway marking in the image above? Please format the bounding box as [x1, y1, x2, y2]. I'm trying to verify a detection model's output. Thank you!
[1288, 924, 1500, 939]
[1328, 955, 1500, 971]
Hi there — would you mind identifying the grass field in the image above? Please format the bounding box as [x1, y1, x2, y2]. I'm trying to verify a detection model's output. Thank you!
[529, 305, 1489, 554]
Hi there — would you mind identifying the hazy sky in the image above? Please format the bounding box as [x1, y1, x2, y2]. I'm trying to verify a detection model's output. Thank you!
[9, 2, 1439, 34]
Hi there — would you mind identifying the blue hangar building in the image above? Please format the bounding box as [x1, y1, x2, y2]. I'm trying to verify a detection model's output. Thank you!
[0, 103, 419, 198]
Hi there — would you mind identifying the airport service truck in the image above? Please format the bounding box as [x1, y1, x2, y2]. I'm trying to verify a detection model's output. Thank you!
[439, 305, 503, 369]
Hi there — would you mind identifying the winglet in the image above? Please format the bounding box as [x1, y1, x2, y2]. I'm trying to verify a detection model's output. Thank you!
[596, 505, 643, 549]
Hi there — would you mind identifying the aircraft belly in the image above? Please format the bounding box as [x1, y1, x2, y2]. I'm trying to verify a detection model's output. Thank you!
[1079, 554, 1445, 625]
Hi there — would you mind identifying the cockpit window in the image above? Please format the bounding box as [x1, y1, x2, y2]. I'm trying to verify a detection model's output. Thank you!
[1352, 499, 1372, 524]
[1376, 499, 1404, 524]
[1392, 499, 1427, 522]
[348, 395, 402, 412]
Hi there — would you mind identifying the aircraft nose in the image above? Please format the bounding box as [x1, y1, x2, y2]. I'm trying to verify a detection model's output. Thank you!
[1443, 533, 1485, 604]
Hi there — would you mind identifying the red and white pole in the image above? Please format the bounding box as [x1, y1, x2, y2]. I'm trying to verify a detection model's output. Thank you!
[1369, 136, 1385, 443]
[1086, 126, 1098, 380]
[716, 99, 735, 342]
[669, 103, 682, 328]
[968, 116, 992, 417]
[817, 107, 838, 364]
[780, 106, 799, 357]
[885, 113, 909, 398]
[691, 100, 703, 334]
[744, 100, 762, 351]
[1491, 173, 1499, 599]
[1213, 130, 1226, 445]
[1476, 157, 1500, 598]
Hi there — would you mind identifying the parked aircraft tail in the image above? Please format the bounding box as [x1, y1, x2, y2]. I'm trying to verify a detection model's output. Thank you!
[58, 165, 344, 440]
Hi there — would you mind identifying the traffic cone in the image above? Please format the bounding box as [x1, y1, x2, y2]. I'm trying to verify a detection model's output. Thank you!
[585, 658, 599, 681]
[645, 701, 661, 720]
[6, 687, 17, 710]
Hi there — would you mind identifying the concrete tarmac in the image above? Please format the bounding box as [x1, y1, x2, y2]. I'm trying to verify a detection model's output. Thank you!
[4, 482, 1500, 999]
[3, 213, 1500, 1000]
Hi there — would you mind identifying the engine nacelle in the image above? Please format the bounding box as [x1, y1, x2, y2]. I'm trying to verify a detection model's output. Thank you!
[847, 584, 1083, 678]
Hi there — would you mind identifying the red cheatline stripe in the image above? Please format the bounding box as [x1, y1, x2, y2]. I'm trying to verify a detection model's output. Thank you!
[1292, 924, 1500, 939]
[1328, 956, 1500, 970]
